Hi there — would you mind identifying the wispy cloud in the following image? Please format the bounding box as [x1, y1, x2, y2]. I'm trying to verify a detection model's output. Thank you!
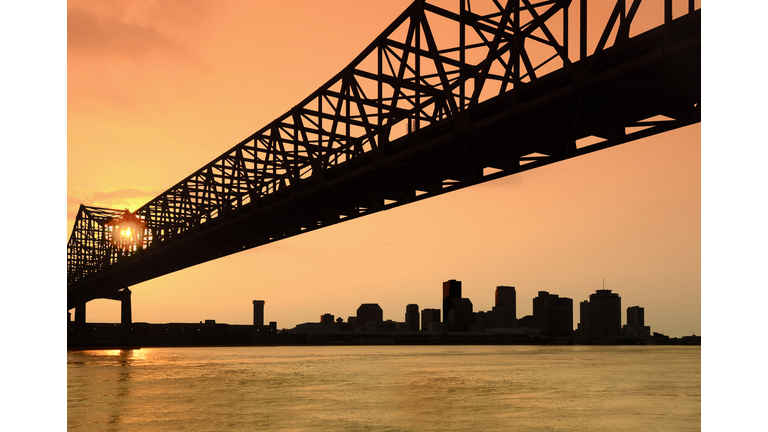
[67, 0, 220, 112]
[90, 187, 160, 204]
[68, 4, 201, 63]
[67, 187, 161, 221]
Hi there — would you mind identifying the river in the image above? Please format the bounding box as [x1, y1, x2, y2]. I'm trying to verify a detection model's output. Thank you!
[67, 345, 700, 431]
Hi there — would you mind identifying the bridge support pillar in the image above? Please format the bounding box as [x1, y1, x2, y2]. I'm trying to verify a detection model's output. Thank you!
[120, 288, 132, 346]
[74, 292, 86, 346]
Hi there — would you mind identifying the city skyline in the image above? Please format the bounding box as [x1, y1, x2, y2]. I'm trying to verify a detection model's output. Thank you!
[66, 0, 700, 337]
[274, 281, 667, 337]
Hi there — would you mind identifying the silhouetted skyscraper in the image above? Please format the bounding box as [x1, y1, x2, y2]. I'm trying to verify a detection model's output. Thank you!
[421, 308, 440, 331]
[449, 297, 474, 332]
[578, 300, 590, 336]
[356, 303, 383, 330]
[492, 286, 517, 328]
[405, 304, 419, 331]
[496, 286, 516, 307]
[587, 289, 622, 337]
[532, 291, 573, 335]
[253, 300, 265, 327]
[625, 306, 651, 339]
[627, 306, 643, 327]
[442, 279, 462, 323]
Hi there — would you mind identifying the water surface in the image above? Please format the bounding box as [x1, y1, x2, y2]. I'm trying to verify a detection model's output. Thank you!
[68, 345, 700, 431]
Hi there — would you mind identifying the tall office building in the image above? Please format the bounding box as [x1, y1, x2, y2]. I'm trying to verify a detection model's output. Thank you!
[532, 291, 573, 335]
[587, 289, 622, 336]
[496, 286, 516, 307]
[253, 300, 265, 327]
[421, 308, 441, 331]
[578, 300, 590, 336]
[448, 297, 474, 331]
[625, 306, 651, 339]
[405, 304, 420, 331]
[442, 279, 462, 323]
[356, 303, 383, 329]
[627, 306, 643, 327]
[492, 286, 517, 328]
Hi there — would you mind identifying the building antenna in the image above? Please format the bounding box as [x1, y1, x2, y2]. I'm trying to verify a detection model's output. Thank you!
[603, 278, 605, 290]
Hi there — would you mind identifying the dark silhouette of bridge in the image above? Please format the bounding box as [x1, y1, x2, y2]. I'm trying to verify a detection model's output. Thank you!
[67, 0, 700, 345]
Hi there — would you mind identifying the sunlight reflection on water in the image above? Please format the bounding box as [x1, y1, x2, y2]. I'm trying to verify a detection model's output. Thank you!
[67, 345, 700, 431]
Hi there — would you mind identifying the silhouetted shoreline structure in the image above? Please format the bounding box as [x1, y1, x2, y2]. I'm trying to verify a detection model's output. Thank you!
[357, 303, 384, 330]
[582, 289, 623, 337]
[533, 291, 573, 336]
[405, 304, 419, 332]
[278, 280, 692, 345]
[624, 306, 651, 339]
[253, 300, 265, 327]
[68, 280, 699, 349]
[442, 279, 462, 325]
[421, 308, 440, 331]
[492, 286, 517, 329]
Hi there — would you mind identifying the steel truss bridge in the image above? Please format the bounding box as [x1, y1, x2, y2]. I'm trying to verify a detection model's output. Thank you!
[67, 0, 700, 339]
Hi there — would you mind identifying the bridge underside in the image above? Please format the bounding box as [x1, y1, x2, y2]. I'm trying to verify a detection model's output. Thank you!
[68, 11, 699, 310]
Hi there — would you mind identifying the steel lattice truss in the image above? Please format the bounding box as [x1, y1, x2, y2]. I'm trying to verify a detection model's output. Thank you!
[67, 206, 148, 285]
[67, 0, 700, 294]
[143, 1, 582, 241]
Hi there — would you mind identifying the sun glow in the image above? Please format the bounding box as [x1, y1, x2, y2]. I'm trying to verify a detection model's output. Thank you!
[106, 209, 147, 253]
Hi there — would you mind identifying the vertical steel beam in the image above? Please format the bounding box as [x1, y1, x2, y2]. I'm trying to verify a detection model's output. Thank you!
[563, 1, 569, 67]
[415, 4, 421, 134]
[460, 0, 466, 110]
[513, 0, 520, 88]
[378, 44, 383, 142]
[580, 0, 587, 61]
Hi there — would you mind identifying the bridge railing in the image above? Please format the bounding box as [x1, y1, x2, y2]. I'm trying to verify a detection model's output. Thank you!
[67, 0, 699, 288]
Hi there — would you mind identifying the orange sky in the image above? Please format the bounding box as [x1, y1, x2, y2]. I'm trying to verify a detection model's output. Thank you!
[67, 0, 701, 337]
